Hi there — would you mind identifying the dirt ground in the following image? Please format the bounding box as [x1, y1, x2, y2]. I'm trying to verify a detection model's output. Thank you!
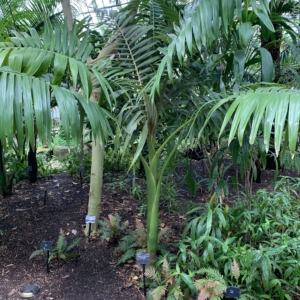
[0, 161, 299, 300]
[0, 172, 145, 300]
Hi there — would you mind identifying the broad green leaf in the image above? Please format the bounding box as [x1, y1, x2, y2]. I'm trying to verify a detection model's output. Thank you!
[78, 62, 92, 98]
[0, 73, 8, 148]
[259, 48, 274, 82]
[206, 208, 213, 234]
[288, 93, 300, 155]
[130, 124, 148, 169]
[69, 58, 78, 91]
[76, 93, 112, 145]
[274, 99, 288, 154]
[29, 250, 44, 259]
[22, 76, 35, 147]
[0, 49, 11, 67]
[75, 30, 89, 60]
[179, 273, 197, 295]
[6, 74, 15, 146]
[55, 25, 62, 53]
[14, 75, 24, 146]
[52, 54, 68, 85]
[32, 78, 51, 145]
[249, 96, 268, 144]
[52, 86, 80, 145]
[238, 22, 253, 48]
[8, 49, 23, 73]
[28, 28, 42, 48]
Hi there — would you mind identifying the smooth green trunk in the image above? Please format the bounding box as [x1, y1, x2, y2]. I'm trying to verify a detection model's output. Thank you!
[86, 139, 104, 233]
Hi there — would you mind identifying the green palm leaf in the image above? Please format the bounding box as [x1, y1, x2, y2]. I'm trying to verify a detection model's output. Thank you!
[0, 17, 114, 148]
[207, 86, 300, 156]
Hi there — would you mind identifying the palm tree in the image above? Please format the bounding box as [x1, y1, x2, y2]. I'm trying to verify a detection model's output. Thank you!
[0, 17, 113, 194]
[148, 0, 300, 208]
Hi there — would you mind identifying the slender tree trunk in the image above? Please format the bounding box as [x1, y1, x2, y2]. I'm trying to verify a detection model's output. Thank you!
[85, 89, 105, 233]
[61, 0, 74, 33]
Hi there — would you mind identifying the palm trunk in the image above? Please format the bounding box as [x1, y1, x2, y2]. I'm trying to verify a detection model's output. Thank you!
[86, 136, 104, 232]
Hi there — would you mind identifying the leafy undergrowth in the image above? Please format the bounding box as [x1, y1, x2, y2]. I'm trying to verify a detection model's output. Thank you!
[98, 176, 300, 300]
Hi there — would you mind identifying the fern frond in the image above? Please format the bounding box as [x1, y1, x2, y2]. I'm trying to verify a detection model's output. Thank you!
[66, 237, 82, 252]
[168, 282, 183, 300]
[135, 219, 147, 246]
[151, 285, 166, 300]
[145, 266, 161, 282]
[231, 258, 240, 281]
[115, 230, 137, 254]
[194, 268, 227, 300]
[29, 249, 44, 259]
[196, 268, 227, 285]
[116, 248, 136, 265]
[57, 230, 66, 252]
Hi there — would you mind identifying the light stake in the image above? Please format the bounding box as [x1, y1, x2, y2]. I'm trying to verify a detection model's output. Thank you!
[136, 252, 150, 297]
[77, 167, 84, 185]
[85, 215, 96, 242]
[40, 241, 52, 273]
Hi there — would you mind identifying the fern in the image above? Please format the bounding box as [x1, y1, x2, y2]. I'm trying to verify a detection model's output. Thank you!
[117, 248, 136, 265]
[145, 266, 161, 282]
[151, 285, 166, 300]
[167, 283, 183, 300]
[29, 229, 81, 263]
[29, 249, 44, 259]
[194, 268, 227, 300]
[66, 237, 82, 252]
[98, 213, 129, 242]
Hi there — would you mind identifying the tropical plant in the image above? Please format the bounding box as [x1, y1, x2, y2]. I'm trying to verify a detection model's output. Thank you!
[176, 176, 300, 299]
[116, 219, 147, 265]
[0, 8, 114, 198]
[145, 257, 183, 300]
[98, 213, 129, 243]
[116, 219, 171, 265]
[29, 229, 81, 262]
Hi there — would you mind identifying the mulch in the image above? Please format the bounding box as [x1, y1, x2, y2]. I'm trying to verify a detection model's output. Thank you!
[0, 173, 144, 300]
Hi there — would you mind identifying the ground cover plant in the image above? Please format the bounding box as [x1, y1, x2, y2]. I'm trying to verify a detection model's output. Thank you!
[141, 177, 300, 300]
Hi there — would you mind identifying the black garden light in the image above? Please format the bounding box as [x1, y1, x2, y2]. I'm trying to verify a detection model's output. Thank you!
[40, 240, 53, 273]
[19, 284, 40, 299]
[85, 215, 96, 242]
[136, 252, 150, 297]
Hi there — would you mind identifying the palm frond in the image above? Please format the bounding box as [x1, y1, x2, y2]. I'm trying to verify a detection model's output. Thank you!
[206, 86, 300, 156]
[0, 17, 114, 148]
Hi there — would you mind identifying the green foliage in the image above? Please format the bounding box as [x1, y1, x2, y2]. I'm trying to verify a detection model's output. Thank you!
[160, 175, 180, 212]
[145, 256, 183, 300]
[116, 219, 172, 265]
[59, 150, 91, 181]
[103, 147, 131, 173]
[4, 150, 28, 183]
[194, 268, 227, 300]
[185, 161, 196, 197]
[175, 177, 300, 299]
[116, 219, 147, 265]
[36, 153, 59, 178]
[130, 184, 145, 201]
[98, 213, 129, 243]
[30, 229, 81, 262]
